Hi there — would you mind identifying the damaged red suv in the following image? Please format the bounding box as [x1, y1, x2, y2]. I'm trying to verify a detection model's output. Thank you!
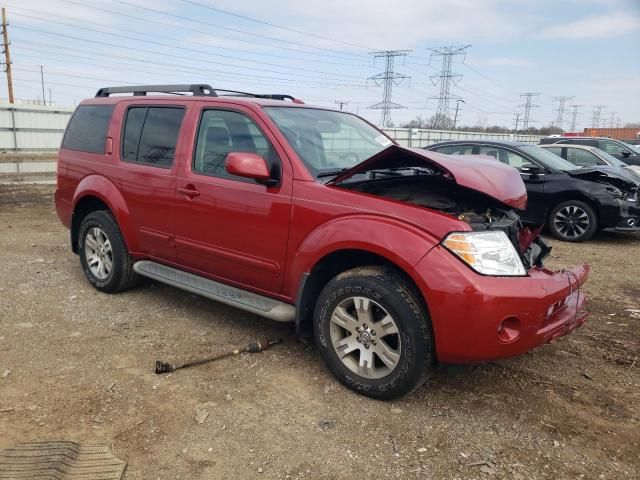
[55, 85, 589, 399]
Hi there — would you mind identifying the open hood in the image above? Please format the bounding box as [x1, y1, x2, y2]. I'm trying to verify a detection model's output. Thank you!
[567, 165, 640, 189]
[328, 145, 528, 210]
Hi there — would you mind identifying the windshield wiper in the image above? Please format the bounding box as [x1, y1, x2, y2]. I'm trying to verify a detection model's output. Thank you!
[317, 168, 349, 179]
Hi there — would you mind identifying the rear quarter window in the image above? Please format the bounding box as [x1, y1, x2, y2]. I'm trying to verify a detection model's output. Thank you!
[62, 105, 114, 154]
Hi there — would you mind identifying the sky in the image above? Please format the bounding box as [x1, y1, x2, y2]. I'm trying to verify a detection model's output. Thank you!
[2, 0, 639, 130]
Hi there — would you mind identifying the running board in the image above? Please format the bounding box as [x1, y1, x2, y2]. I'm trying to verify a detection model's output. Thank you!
[133, 261, 295, 322]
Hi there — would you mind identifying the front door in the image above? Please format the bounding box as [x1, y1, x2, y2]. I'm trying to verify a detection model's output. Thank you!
[173, 105, 293, 294]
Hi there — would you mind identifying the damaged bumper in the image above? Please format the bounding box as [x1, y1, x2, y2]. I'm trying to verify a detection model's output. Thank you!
[415, 245, 589, 363]
[600, 198, 640, 232]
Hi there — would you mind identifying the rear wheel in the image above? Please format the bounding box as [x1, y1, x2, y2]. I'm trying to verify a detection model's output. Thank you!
[78, 210, 139, 293]
[548, 200, 598, 242]
[314, 266, 433, 400]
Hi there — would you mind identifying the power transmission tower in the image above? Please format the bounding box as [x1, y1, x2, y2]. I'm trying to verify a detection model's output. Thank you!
[519, 93, 540, 130]
[428, 45, 471, 121]
[552, 96, 573, 130]
[608, 112, 617, 128]
[568, 104, 582, 132]
[591, 105, 606, 128]
[513, 112, 521, 133]
[1, 8, 14, 104]
[368, 50, 411, 127]
[334, 100, 349, 111]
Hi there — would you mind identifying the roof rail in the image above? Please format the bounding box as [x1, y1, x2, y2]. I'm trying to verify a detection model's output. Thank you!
[95, 84, 303, 103]
[95, 84, 216, 97]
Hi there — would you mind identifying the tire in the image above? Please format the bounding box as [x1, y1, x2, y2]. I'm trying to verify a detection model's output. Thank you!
[78, 210, 139, 293]
[548, 200, 598, 242]
[313, 266, 434, 400]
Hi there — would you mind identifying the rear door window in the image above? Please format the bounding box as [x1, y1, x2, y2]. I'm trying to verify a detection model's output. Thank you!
[566, 148, 606, 167]
[62, 105, 114, 154]
[121, 106, 185, 167]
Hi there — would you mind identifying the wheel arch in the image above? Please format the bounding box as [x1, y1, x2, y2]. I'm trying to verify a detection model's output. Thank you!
[71, 175, 136, 254]
[547, 192, 601, 226]
[294, 248, 432, 341]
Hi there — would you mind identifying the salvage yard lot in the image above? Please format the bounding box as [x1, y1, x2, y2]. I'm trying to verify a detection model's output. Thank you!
[1, 184, 639, 479]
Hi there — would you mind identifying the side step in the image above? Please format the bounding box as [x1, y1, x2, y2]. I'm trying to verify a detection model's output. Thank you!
[133, 261, 295, 322]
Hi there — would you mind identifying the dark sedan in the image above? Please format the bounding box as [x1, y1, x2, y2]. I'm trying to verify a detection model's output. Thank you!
[425, 140, 639, 242]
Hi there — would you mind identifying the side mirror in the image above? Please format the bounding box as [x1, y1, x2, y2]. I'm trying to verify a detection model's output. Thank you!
[621, 151, 631, 158]
[226, 152, 275, 185]
[520, 164, 546, 176]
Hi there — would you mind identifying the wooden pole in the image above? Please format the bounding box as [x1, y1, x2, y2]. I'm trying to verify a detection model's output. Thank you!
[2, 8, 14, 104]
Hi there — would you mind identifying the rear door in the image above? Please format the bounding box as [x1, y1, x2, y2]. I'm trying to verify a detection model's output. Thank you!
[115, 101, 188, 261]
[173, 103, 293, 294]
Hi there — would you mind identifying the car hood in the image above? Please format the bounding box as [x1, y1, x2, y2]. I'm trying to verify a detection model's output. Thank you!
[567, 165, 640, 189]
[328, 145, 527, 210]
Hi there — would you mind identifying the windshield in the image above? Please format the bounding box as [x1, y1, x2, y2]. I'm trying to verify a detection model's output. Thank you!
[621, 141, 640, 154]
[519, 145, 577, 172]
[263, 107, 392, 176]
[592, 148, 628, 167]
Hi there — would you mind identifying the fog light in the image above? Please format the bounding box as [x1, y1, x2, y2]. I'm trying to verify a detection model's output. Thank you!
[626, 218, 636, 227]
[497, 316, 521, 343]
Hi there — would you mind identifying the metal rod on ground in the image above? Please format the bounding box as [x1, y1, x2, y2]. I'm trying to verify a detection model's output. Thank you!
[155, 338, 283, 374]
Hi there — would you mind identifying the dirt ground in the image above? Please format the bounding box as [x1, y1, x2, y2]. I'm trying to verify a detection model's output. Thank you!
[1, 184, 639, 480]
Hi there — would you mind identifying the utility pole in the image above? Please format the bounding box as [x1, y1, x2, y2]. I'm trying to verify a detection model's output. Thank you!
[568, 104, 582, 132]
[334, 100, 348, 111]
[453, 99, 465, 128]
[40, 66, 46, 106]
[552, 95, 573, 131]
[519, 93, 540, 131]
[368, 50, 411, 127]
[428, 45, 471, 121]
[1, 8, 14, 104]
[513, 112, 521, 133]
[591, 105, 606, 128]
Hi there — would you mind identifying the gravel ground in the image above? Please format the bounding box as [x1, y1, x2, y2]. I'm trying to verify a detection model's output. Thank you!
[1, 184, 639, 479]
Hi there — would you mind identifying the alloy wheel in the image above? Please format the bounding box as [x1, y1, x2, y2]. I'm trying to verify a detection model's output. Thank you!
[329, 296, 401, 379]
[84, 227, 113, 280]
[553, 205, 590, 239]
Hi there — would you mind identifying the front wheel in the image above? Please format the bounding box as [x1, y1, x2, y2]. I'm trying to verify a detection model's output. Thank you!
[548, 200, 598, 242]
[314, 266, 433, 400]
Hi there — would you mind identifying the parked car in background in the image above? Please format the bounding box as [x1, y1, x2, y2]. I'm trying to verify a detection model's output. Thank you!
[539, 136, 640, 166]
[425, 141, 640, 242]
[540, 144, 640, 182]
[55, 84, 590, 399]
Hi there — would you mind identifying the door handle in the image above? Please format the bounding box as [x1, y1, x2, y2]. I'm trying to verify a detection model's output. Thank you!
[178, 186, 200, 197]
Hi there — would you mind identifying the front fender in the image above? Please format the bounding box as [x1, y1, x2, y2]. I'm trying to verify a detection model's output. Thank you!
[284, 213, 440, 298]
[72, 175, 138, 252]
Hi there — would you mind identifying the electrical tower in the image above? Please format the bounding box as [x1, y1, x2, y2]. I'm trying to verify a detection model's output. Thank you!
[591, 105, 606, 128]
[519, 93, 540, 130]
[368, 50, 411, 127]
[334, 100, 349, 111]
[568, 104, 582, 132]
[428, 45, 471, 121]
[608, 112, 617, 128]
[552, 96, 573, 130]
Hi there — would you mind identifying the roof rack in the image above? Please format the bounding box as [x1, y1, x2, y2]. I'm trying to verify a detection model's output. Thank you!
[95, 85, 303, 103]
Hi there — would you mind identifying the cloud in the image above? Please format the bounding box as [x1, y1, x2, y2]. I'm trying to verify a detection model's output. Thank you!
[539, 11, 640, 39]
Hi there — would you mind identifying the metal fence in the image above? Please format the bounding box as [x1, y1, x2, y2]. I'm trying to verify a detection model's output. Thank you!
[382, 128, 542, 147]
[0, 103, 73, 152]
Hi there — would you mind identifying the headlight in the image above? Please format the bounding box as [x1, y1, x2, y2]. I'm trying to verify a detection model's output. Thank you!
[442, 231, 526, 276]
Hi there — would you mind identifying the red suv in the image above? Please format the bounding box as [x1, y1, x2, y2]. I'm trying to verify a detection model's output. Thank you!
[55, 84, 589, 399]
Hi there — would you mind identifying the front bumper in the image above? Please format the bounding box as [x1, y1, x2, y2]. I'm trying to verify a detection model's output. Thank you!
[415, 245, 589, 363]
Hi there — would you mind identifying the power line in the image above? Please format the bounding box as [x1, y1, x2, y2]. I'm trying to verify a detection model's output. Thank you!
[113, 0, 366, 59]
[178, 0, 376, 51]
[368, 50, 411, 127]
[10, 13, 364, 81]
[428, 45, 471, 120]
